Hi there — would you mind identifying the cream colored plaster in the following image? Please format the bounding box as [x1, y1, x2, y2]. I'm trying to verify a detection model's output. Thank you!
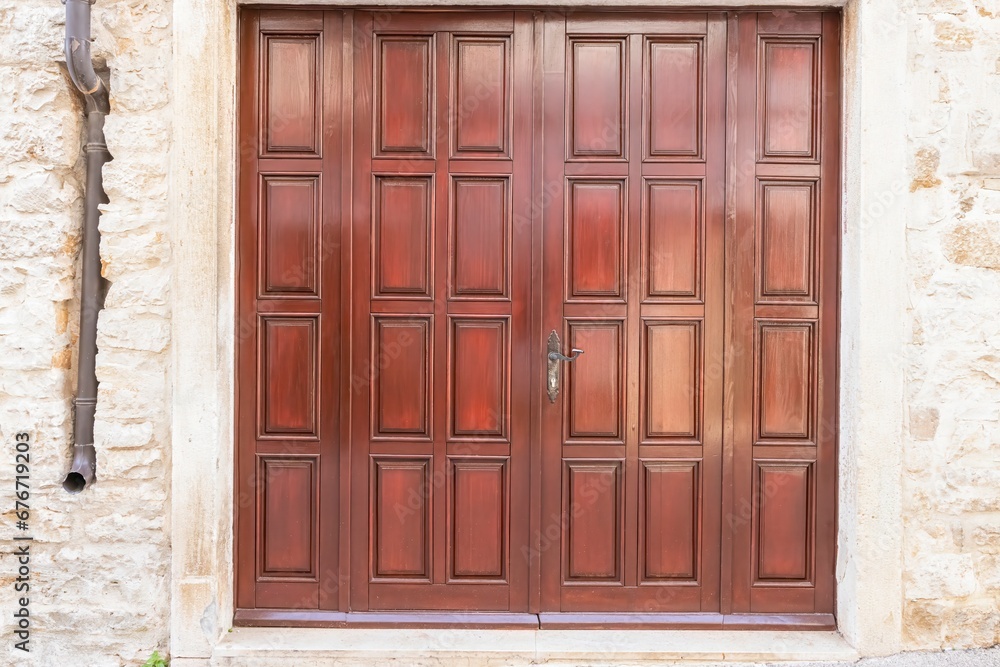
[5, 0, 990, 663]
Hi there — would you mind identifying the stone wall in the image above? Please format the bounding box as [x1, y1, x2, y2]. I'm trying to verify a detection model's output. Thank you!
[0, 1, 172, 665]
[0, 0, 998, 663]
[901, 0, 1000, 649]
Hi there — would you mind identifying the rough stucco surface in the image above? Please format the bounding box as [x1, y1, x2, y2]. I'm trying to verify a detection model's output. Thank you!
[0, 1, 172, 665]
[0, 0, 998, 663]
[901, 0, 1000, 650]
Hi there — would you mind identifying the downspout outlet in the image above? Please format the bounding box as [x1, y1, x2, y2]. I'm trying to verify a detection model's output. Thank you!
[64, 397, 97, 493]
[64, 450, 96, 493]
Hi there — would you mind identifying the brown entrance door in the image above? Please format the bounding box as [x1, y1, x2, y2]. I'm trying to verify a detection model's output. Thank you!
[348, 11, 535, 612]
[537, 12, 727, 615]
[235, 7, 840, 626]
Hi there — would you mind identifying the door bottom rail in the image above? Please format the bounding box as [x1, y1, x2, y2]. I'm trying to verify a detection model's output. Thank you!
[234, 608, 836, 630]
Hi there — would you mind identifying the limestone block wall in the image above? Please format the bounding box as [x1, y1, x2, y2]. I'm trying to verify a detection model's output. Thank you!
[0, 1, 172, 665]
[901, 0, 1000, 649]
[0, 0, 997, 664]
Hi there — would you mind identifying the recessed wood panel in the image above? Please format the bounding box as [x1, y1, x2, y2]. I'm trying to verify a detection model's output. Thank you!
[756, 462, 813, 581]
[645, 180, 702, 300]
[372, 317, 432, 440]
[372, 458, 431, 579]
[641, 461, 699, 581]
[568, 39, 626, 158]
[567, 321, 624, 442]
[567, 180, 625, 300]
[373, 177, 433, 298]
[258, 316, 318, 437]
[258, 456, 317, 577]
[758, 181, 817, 302]
[643, 320, 701, 441]
[451, 178, 509, 298]
[453, 37, 509, 155]
[450, 318, 508, 439]
[757, 322, 815, 441]
[377, 36, 434, 155]
[646, 39, 702, 159]
[449, 459, 507, 579]
[262, 34, 320, 155]
[759, 39, 819, 160]
[260, 175, 320, 296]
[564, 461, 622, 582]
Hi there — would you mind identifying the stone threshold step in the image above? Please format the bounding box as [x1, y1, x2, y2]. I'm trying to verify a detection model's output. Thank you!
[205, 628, 858, 666]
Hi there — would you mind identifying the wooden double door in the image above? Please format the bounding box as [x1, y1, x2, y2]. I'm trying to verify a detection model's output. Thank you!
[236, 8, 840, 626]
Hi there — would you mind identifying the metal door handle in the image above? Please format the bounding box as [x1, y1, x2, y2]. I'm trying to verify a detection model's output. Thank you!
[547, 330, 584, 403]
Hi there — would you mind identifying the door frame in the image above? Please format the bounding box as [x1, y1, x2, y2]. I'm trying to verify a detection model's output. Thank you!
[170, 0, 908, 658]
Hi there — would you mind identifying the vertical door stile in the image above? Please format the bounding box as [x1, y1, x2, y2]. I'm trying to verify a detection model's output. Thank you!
[701, 11, 728, 613]
[720, 12, 741, 617]
[622, 29, 643, 593]
[734, 10, 759, 613]
[235, 8, 260, 613]
[727, 9, 759, 616]
[432, 24, 449, 591]
[511, 10, 536, 614]
[527, 10, 545, 615]
[538, 11, 566, 613]
[338, 8, 355, 614]
[348, 9, 373, 613]
[319, 8, 344, 613]
[815, 10, 842, 615]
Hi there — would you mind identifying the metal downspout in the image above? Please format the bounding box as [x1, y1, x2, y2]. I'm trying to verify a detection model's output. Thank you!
[63, 0, 111, 493]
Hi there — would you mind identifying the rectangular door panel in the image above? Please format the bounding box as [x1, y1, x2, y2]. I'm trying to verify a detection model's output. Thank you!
[757, 37, 820, 161]
[449, 318, 508, 439]
[260, 175, 320, 297]
[449, 459, 507, 580]
[757, 180, 818, 303]
[372, 458, 432, 580]
[452, 37, 510, 156]
[568, 39, 627, 159]
[373, 176, 434, 299]
[566, 180, 626, 300]
[754, 461, 813, 582]
[565, 320, 624, 443]
[756, 321, 816, 443]
[262, 33, 321, 156]
[642, 320, 701, 443]
[644, 180, 702, 301]
[258, 315, 318, 439]
[451, 177, 509, 298]
[257, 456, 319, 578]
[640, 461, 699, 581]
[564, 461, 623, 583]
[376, 35, 434, 156]
[371, 317, 432, 440]
[645, 39, 703, 159]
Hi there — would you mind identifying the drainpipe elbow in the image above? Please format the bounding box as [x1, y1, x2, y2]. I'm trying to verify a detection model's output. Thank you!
[64, 0, 110, 115]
